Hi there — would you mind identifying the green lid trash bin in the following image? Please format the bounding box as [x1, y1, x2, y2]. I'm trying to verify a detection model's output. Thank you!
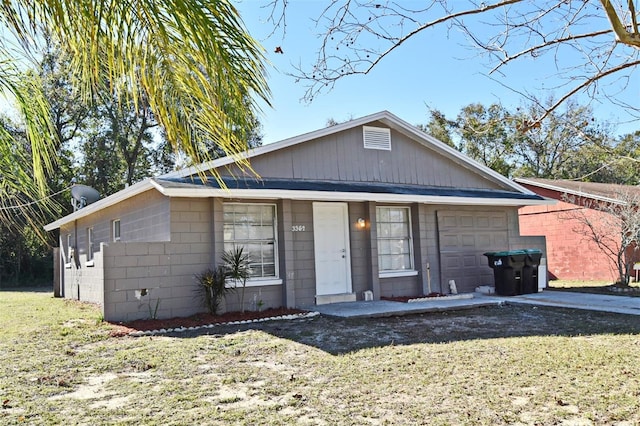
[521, 249, 543, 294]
[484, 250, 527, 296]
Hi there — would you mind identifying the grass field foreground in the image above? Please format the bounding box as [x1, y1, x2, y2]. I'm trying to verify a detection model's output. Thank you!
[1, 290, 640, 425]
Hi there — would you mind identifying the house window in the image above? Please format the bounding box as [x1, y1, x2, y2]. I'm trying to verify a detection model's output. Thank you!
[376, 206, 413, 272]
[223, 203, 277, 278]
[87, 227, 94, 261]
[112, 219, 121, 241]
[66, 233, 73, 266]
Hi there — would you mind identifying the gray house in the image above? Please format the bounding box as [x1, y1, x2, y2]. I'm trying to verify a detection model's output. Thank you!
[45, 111, 549, 321]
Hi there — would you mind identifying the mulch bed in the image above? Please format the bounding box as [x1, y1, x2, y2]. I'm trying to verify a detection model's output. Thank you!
[108, 307, 308, 337]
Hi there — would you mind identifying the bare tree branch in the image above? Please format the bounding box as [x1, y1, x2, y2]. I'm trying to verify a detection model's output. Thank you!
[487, 30, 613, 74]
[290, 0, 640, 120]
[534, 59, 640, 126]
[601, 0, 640, 47]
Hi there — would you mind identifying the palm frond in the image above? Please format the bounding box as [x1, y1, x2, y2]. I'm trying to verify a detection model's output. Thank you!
[0, 0, 270, 191]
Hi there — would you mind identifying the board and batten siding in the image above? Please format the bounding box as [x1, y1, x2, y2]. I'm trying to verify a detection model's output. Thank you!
[221, 123, 504, 190]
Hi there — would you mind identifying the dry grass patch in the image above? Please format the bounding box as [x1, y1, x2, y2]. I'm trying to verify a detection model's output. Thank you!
[549, 279, 640, 297]
[1, 289, 640, 425]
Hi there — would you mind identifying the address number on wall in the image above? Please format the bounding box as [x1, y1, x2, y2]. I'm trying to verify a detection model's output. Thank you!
[291, 225, 306, 232]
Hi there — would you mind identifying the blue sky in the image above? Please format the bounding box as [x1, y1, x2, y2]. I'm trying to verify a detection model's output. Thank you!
[235, 1, 639, 144]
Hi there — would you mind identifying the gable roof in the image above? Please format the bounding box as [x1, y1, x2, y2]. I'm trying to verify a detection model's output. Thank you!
[515, 178, 640, 204]
[45, 111, 550, 231]
[160, 110, 534, 195]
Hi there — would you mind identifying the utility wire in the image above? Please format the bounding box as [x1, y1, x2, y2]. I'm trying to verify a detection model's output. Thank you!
[0, 185, 72, 212]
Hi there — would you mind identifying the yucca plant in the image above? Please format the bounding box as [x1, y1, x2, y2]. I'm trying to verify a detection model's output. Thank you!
[195, 266, 232, 315]
[221, 246, 251, 313]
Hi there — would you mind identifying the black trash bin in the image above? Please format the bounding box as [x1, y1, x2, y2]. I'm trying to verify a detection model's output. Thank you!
[484, 250, 527, 296]
[521, 249, 543, 294]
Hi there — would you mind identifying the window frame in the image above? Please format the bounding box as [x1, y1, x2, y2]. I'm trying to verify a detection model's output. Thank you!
[112, 219, 121, 242]
[65, 233, 73, 268]
[223, 202, 280, 285]
[376, 206, 415, 276]
[86, 227, 95, 266]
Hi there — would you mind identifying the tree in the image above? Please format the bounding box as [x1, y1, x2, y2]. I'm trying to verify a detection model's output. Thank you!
[0, 116, 55, 240]
[510, 98, 608, 179]
[285, 1, 640, 124]
[0, 0, 270, 230]
[417, 110, 456, 148]
[563, 190, 640, 286]
[0, 116, 55, 286]
[37, 40, 88, 218]
[454, 103, 518, 177]
[95, 91, 159, 187]
[420, 99, 620, 180]
[204, 95, 264, 160]
[78, 129, 125, 196]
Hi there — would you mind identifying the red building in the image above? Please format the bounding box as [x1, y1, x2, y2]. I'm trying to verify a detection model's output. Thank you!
[516, 178, 640, 283]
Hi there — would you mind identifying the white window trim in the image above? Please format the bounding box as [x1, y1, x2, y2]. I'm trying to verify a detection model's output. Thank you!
[87, 227, 94, 262]
[376, 206, 415, 273]
[223, 202, 279, 279]
[379, 270, 418, 279]
[66, 234, 73, 262]
[112, 219, 121, 242]
[225, 278, 283, 289]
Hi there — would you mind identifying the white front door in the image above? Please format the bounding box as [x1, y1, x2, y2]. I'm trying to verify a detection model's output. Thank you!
[313, 202, 352, 295]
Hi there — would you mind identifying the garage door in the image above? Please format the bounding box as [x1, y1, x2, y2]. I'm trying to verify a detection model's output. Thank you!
[437, 210, 509, 293]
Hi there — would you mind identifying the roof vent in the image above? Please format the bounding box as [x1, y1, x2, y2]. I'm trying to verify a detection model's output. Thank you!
[363, 126, 391, 151]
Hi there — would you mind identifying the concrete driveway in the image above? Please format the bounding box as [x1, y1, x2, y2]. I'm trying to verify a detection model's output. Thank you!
[310, 290, 640, 318]
[507, 290, 640, 315]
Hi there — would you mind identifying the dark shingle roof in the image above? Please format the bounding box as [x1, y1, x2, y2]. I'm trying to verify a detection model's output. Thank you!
[159, 176, 545, 201]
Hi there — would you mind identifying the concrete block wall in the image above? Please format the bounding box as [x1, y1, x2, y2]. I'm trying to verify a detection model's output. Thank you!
[102, 241, 213, 322]
[223, 285, 283, 313]
[62, 244, 105, 307]
[520, 202, 617, 281]
[101, 197, 214, 321]
[379, 276, 418, 298]
[58, 190, 170, 269]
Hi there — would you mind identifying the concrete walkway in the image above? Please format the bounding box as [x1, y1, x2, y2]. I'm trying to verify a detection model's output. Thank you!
[506, 290, 640, 316]
[309, 291, 640, 318]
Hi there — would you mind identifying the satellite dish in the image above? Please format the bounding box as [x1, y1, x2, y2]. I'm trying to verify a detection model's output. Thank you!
[71, 185, 100, 211]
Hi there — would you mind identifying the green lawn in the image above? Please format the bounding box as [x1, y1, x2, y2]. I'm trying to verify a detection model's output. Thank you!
[1, 289, 640, 425]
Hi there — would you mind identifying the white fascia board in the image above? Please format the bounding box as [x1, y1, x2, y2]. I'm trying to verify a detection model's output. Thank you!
[43, 179, 156, 231]
[514, 178, 621, 205]
[158, 186, 553, 207]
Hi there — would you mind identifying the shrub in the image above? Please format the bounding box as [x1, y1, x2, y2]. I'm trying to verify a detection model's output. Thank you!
[221, 247, 251, 313]
[195, 266, 232, 315]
